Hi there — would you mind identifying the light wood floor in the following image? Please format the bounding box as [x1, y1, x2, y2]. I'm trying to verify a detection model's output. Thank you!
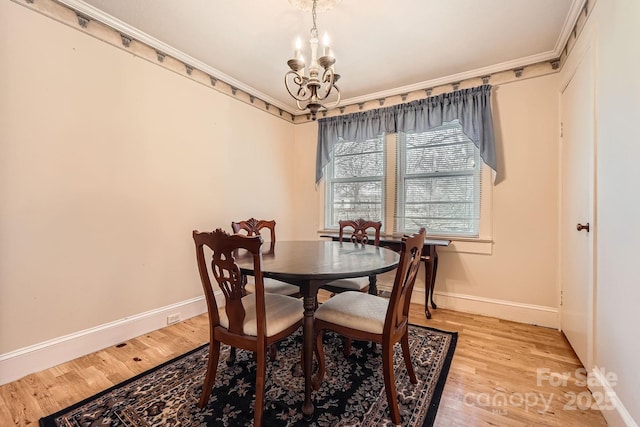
[0, 298, 607, 426]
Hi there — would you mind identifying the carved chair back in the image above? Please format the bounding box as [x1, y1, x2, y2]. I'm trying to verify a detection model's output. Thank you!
[232, 218, 276, 253]
[193, 229, 265, 337]
[338, 218, 382, 246]
[232, 218, 276, 241]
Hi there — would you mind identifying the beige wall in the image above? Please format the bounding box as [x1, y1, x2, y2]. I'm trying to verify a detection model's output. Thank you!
[293, 74, 561, 323]
[0, 1, 296, 354]
[589, 0, 640, 423]
[438, 75, 560, 307]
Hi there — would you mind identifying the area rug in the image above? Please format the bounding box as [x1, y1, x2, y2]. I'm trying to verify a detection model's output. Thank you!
[40, 325, 456, 427]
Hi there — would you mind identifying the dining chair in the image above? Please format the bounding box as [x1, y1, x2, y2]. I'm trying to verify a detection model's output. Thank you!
[193, 229, 304, 427]
[312, 228, 426, 425]
[231, 218, 301, 297]
[322, 218, 382, 295]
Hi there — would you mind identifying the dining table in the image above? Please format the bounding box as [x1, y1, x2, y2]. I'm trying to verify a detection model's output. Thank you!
[235, 240, 400, 419]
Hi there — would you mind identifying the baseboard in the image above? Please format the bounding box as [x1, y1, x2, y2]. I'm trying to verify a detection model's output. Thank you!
[0, 296, 208, 386]
[0, 289, 558, 386]
[590, 366, 638, 427]
[411, 288, 559, 328]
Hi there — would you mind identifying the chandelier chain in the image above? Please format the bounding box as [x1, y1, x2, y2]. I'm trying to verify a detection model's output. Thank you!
[311, 0, 318, 38]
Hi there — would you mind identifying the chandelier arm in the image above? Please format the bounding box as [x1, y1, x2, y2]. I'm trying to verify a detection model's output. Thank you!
[296, 99, 308, 111]
[325, 85, 341, 108]
[284, 71, 313, 102]
[314, 68, 339, 101]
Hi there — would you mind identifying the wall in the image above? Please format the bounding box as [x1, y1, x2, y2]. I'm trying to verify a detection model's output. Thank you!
[591, 0, 640, 424]
[0, 0, 295, 362]
[294, 74, 561, 327]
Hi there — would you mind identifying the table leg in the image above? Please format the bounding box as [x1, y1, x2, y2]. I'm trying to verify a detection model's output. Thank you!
[430, 252, 439, 310]
[422, 255, 433, 319]
[368, 274, 378, 295]
[422, 245, 438, 319]
[301, 284, 318, 419]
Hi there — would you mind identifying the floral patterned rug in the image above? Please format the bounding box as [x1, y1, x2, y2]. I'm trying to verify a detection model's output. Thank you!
[40, 325, 456, 427]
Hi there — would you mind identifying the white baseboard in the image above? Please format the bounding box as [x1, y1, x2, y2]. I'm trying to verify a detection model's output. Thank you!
[590, 366, 638, 427]
[0, 296, 208, 386]
[0, 289, 558, 386]
[411, 288, 559, 328]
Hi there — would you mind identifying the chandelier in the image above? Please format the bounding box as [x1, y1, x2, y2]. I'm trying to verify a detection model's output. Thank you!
[285, 0, 341, 120]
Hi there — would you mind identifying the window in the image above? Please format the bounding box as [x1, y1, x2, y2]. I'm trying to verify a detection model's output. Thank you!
[324, 135, 385, 228]
[397, 121, 481, 236]
[324, 121, 482, 238]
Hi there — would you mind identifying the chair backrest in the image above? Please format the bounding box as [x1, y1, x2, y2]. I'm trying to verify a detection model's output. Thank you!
[193, 229, 265, 336]
[384, 228, 426, 335]
[338, 218, 382, 246]
[231, 218, 276, 242]
[232, 218, 276, 254]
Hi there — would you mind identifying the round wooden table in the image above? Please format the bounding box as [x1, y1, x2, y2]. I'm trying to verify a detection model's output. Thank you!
[236, 240, 400, 418]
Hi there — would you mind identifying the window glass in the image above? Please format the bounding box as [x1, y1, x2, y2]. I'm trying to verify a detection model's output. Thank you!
[325, 136, 385, 228]
[397, 121, 481, 236]
[324, 121, 481, 237]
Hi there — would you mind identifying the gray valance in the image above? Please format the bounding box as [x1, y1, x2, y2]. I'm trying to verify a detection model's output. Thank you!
[316, 84, 496, 184]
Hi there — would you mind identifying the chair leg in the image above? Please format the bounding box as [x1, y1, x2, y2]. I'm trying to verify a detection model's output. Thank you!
[342, 337, 352, 358]
[254, 347, 267, 427]
[382, 344, 401, 425]
[401, 330, 417, 384]
[312, 330, 326, 390]
[198, 340, 221, 409]
[226, 346, 237, 366]
[268, 344, 277, 360]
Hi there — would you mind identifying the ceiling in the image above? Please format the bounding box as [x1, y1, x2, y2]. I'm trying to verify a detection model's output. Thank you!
[61, 0, 583, 115]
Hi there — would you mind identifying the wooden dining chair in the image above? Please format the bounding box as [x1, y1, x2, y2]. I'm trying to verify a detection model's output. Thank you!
[193, 229, 304, 427]
[231, 218, 301, 297]
[312, 228, 426, 425]
[322, 218, 382, 295]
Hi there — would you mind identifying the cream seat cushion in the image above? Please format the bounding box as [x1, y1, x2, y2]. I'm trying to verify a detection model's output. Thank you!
[219, 293, 303, 337]
[315, 291, 388, 334]
[245, 277, 300, 296]
[323, 276, 369, 291]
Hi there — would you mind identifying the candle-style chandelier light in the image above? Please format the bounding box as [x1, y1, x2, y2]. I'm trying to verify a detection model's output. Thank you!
[285, 0, 341, 120]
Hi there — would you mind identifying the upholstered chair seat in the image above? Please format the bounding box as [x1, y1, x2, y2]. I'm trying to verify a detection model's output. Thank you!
[219, 293, 303, 337]
[321, 276, 369, 292]
[244, 277, 301, 297]
[314, 291, 388, 334]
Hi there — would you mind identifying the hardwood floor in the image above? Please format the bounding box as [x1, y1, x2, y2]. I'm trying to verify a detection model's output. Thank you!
[0, 300, 607, 426]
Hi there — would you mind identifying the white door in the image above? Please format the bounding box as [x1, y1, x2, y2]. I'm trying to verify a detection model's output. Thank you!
[559, 43, 595, 370]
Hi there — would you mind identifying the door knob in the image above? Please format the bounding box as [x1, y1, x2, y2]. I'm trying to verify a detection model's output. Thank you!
[576, 223, 590, 232]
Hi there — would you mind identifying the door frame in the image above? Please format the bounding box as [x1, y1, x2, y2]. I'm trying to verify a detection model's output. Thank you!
[557, 27, 597, 372]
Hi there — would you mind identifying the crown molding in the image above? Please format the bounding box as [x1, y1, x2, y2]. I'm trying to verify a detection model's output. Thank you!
[339, 50, 560, 107]
[52, 0, 589, 120]
[553, 0, 588, 55]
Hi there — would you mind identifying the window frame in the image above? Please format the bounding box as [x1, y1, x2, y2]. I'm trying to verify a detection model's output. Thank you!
[324, 135, 387, 231]
[395, 125, 482, 238]
[320, 130, 493, 252]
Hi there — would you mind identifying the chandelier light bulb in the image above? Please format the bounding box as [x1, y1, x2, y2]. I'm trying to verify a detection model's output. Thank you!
[322, 33, 330, 56]
[295, 37, 302, 59]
